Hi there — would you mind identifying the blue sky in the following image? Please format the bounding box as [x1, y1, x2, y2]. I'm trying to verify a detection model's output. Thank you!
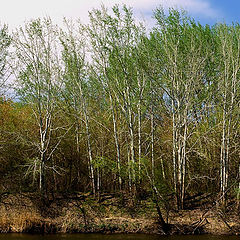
[0, 0, 239, 29]
[187, 0, 240, 25]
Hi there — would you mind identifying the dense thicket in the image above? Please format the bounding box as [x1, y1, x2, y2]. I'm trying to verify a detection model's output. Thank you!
[0, 6, 240, 211]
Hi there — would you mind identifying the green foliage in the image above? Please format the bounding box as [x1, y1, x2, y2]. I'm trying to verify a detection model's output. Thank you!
[92, 156, 117, 173]
[0, 5, 239, 210]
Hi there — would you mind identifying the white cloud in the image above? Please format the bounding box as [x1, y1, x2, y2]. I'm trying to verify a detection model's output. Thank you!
[159, 0, 218, 18]
[0, 0, 219, 29]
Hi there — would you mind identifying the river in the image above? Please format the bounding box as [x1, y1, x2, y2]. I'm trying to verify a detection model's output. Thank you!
[0, 234, 238, 240]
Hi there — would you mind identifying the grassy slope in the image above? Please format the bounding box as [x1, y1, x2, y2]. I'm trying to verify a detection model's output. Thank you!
[0, 193, 239, 235]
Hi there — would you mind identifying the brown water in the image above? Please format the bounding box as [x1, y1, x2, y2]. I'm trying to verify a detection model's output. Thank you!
[0, 234, 238, 240]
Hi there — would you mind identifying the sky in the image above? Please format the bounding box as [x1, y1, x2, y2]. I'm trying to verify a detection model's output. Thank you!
[0, 0, 239, 29]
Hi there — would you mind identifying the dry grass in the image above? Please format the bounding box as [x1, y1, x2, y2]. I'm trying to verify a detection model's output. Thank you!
[0, 193, 239, 235]
[0, 210, 41, 232]
[169, 208, 240, 235]
[0, 193, 44, 233]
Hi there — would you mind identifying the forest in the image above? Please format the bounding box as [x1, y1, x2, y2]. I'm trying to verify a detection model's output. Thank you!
[0, 5, 240, 216]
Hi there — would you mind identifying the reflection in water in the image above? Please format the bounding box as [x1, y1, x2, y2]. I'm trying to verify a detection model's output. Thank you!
[0, 234, 238, 240]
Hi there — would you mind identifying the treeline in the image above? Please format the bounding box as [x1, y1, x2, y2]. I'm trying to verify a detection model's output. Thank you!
[0, 6, 240, 210]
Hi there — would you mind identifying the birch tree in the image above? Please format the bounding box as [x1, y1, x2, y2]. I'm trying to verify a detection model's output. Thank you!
[87, 8, 122, 189]
[88, 5, 146, 193]
[0, 25, 11, 96]
[154, 9, 212, 209]
[60, 21, 96, 194]
[13, 18, 64, 195]
[214, 23, 240, 204]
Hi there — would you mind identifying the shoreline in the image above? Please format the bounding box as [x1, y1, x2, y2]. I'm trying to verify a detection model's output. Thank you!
[0, 193, 239, 235]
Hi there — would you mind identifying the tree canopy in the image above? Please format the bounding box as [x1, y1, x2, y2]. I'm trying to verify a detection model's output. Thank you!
[0, 6, 240, 211]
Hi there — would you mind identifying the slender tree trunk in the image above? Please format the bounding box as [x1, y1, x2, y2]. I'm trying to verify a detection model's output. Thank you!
[127, 84, 136, 193]
[237, 165, 240, 210]
[220, 86, 227, 205]
[137, 74, 144, 179]
[129, 117, 136, 193]
[151, 105, 155, 181]
[109, 94, 122, 189]
[172, 98, 177, 207]
[77, 80, 95, 195]
[97, 166, 100, 199]
[127, 143, 132, 193]
[40, 152, 46, 196]
[84, 109, 95, 195]
[138, 98, 142, 179]
[181, 108, 188, 209]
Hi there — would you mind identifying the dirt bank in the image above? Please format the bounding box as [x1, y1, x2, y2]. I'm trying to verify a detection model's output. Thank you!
[0, 192, 239, 235]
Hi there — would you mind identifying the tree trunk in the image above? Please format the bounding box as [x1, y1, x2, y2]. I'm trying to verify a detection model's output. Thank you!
[109, 94, 122, 189]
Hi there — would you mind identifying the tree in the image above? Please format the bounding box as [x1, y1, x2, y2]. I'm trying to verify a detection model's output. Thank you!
[153, 8, 213, 209]
[88, 5, 147, 194]
[0, 24, 11, 170]
[214, 23, 240, 204]
[0, 25, 11, 95]
[60, 20, 96, 194]
[13, 18, 66, 196]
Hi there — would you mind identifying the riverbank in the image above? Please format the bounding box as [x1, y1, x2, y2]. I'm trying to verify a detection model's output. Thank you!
[0, 193, 239, 235]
